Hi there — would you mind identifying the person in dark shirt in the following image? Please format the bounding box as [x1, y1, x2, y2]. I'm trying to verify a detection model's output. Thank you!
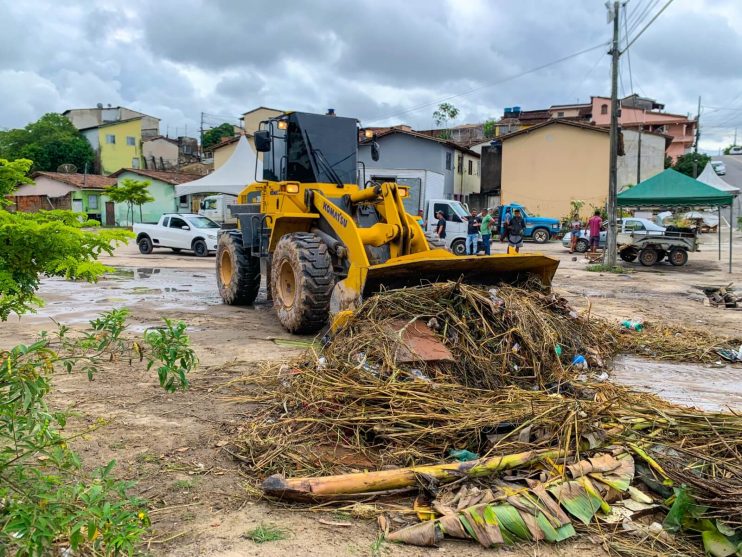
[507, 209, 525, 253]
[436, 211, 447, 239]
[465, 208, 480, 255]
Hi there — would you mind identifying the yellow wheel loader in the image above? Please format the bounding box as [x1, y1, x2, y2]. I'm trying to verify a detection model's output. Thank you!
[216, 111, 558, 334]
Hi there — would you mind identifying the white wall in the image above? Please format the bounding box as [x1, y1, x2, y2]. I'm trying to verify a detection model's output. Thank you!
[618, 130, 665, 190]
[14, 176, 77, 197]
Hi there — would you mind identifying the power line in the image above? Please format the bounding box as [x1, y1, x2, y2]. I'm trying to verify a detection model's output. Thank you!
[621, 0, 674, 54]
[368, 41, 610, 124]
[627, 0, 659, 36]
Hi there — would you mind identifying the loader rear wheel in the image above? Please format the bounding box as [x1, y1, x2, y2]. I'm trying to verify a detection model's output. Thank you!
[216, 231, 260, 305]
[271, 233, 334, 334]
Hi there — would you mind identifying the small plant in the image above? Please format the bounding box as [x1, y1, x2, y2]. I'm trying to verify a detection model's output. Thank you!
[173, 479, 195, 490]
[371, 533, 386, 557]
[144, 319, 196, 392]
[0, 310, 198, 555]
[586, 264, 628, 274]
[243, 523, 290, 543]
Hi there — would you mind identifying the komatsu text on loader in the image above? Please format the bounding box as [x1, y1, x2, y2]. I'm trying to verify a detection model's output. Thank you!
[216, 111, 558, 333]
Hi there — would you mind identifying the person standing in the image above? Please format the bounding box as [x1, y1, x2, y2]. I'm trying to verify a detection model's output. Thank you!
[507, 208, 525, 253]
[436, 211, 447, 240]
[465, 209, 480, 255]
[501, 208, 512, 242]
[587, 209, 603, 254]
[569, 213, 583, 253]
[479, 208, 494, 256]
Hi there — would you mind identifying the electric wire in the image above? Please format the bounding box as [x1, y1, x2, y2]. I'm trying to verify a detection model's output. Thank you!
[368, 41, 610, 124]
[621, 0, 674, 54]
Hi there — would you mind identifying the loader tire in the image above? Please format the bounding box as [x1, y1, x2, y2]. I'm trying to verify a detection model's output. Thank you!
[216, 231, 260, 305]
[271, 232, 334, 334]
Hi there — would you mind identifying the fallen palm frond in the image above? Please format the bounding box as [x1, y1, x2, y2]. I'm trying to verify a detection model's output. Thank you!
[617, 322, 742, 363]
[386, 451, 634, 547]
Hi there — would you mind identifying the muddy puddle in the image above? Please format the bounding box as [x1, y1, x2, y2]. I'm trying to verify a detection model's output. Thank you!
[28, 266, 225, 324]
[612, 355, 742, 412]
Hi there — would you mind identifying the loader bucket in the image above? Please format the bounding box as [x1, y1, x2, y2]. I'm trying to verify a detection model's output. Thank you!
[362, 252, 559, 296]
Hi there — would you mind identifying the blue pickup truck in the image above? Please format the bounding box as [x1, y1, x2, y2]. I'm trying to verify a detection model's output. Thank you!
[494, 204, 561, 244]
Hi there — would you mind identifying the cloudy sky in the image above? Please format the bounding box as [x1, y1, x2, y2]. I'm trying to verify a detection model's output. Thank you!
[1, 0, 741, 152]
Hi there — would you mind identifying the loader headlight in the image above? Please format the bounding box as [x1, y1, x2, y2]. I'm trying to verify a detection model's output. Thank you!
[277, 120, 288, 130]
[398, 187, 409, 198]
[364, 129, 374, 139]
[284, 183, 300, 194]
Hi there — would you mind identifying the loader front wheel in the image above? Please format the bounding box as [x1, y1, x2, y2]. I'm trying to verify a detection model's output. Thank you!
[271, 233, 334, 334]
[216, 231, 260, 305]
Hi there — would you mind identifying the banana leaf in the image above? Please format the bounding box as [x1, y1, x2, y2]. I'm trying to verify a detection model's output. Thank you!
[387, 452, 634, 548]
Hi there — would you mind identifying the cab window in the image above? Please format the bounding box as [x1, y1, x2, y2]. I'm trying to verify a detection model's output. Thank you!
[203, 199, 217, 210]
[169, 216, 187, 229]
[625, 220, 646, 232]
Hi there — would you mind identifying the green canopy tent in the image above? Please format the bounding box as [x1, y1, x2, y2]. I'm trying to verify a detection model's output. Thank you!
[617, 168, 734, 272]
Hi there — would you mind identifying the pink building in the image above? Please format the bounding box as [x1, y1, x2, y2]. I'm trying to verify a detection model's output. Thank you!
[589, 96, 695, 161]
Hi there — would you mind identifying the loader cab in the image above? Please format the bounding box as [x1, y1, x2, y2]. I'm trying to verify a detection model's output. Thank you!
[255, 112, 360, 186]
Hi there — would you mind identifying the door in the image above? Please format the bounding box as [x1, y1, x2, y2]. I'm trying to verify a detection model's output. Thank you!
[72, 198, 83, 213]
[105, 202, 115, 226]
[166, 216, 191, 248]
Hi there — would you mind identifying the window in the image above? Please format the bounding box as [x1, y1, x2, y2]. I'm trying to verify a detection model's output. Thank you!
[169, 216, 187, 229]
[468, 160, 473, 175]
[88, 194, 99, 209]
[457, 155, 463, 173]
[162, 217, 170, 227]
[601, 104, 608, 115]
[557, 111, 564, 117]
[105, 134, 116, 144]
[126, 136, 136, 146]
[179, 195, 189, 208]
[131, 157, 140, 169]
[477, 160, 481, 176]
[445, 152, 452, 170]
[203, 198, 217, 210]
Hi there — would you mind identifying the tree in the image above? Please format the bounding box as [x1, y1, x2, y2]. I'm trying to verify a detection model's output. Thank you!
[483, 119, 498, 139]
[672, 152, 711, 177]
[664, 155, 673, 169]
[202, 122, 236, 151]
[433, 103, 460, 130]
[0, 113, 95, 173]
[105, 178, 155, 225]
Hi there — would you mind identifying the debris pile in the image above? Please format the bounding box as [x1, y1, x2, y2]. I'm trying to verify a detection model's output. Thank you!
[231, 282, 742, 556]
[693, 283, 742, 308]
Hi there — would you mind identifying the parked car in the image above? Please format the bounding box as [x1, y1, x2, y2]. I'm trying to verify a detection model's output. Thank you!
[134, 213, 220, 257]
[730, 146, 742, 155]
[562, 217, 665, 253]
[711, 161, 726, 175]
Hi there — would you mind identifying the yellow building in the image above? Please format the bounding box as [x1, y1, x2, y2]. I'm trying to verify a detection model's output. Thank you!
[80, 117, 144, 175]
[500, 120, 609, 220]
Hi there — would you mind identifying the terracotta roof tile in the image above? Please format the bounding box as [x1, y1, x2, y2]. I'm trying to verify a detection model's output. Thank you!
[30, 172, 117, 190]
[108, 168, 203, 185]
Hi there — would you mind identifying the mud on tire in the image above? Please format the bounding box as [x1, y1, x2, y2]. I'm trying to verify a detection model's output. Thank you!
[216, 231, 261, 305]
[271, 232, 334, 334]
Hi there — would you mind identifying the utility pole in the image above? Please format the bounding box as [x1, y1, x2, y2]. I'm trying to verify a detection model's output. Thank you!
[693, 95, 701, 177]
[200, 112, 205, 160]
[734, 127, 738, 147]
[606, 0, 620, 267]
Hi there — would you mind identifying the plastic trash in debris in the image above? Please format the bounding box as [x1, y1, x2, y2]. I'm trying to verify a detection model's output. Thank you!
[620, 318, 644, 332]
[512, 342, 521, 353]
[448, 449, 479, 462]
[569, 310, 578, 319]
[317, 357, 328, 371]
[353, 352, 379, 376]
[595, 371, 609, 382]
[488, 288, 505, 308]
[571, 355, 588, 369]
[408, 368, 432, 383]
[555, 344, 563, 357]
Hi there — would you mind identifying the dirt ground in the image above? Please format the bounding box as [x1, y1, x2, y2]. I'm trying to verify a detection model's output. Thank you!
[2, 231, 741, 556]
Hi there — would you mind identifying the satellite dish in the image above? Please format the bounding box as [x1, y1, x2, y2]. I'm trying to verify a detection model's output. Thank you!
[57, 163, 77, 173]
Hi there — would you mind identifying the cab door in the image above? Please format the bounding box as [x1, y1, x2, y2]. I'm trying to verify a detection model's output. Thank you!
[165, 216, 191, 249]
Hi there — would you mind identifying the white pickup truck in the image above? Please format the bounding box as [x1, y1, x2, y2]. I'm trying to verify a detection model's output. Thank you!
[133, 213, 220, 257]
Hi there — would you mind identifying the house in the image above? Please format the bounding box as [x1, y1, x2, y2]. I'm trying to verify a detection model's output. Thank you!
[589, 95, 695, 161]
[241, 107, 283, 134]
[11, 172, 117, 224]
[108, 168, 203, 224]
[493, 119, 669, 219]
[498, 95, 695, 161]
[358, 128, 480, 206]
[64, 105, 161, 175]
[142, 136, 179, 170]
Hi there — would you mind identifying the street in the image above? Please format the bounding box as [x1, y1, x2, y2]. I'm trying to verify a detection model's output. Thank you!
[712, 154, 742, 223]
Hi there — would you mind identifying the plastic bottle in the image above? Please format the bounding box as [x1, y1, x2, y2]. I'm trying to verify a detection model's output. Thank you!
[621, 320, 644, 332]
[571, 355, 588, 369]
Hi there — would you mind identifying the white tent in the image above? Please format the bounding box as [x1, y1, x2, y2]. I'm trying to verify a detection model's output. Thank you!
[174, 135, 260, 197]
[697, 163, 740, 194]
